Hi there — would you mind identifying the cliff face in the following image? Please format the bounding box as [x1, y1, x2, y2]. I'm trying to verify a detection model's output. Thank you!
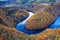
[25, 3, 60, 30]
[0, 7, 29, 28]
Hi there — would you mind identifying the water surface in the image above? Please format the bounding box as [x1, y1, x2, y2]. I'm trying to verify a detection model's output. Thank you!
[16, 12, 60, 34]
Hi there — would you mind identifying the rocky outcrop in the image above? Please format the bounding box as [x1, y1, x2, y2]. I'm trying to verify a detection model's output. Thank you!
[25, 3, 60, 30]
[0, 7, 29, 28]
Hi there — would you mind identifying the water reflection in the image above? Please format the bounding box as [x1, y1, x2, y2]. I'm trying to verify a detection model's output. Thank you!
[16, 12, 60, 34]
[16, 12, 45, 34]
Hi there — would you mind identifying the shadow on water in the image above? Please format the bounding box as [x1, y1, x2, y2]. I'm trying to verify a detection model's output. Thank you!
[16, 12, 60, 34]
[16, 12, 44, 34]
[50, 16, 60, 28]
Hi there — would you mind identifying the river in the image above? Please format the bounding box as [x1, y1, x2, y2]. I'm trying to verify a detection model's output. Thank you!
[16, 12, 60, 34]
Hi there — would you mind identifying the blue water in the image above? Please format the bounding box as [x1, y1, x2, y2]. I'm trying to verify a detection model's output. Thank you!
[50, 16, 60, 28]
[16, 12, 60, 34]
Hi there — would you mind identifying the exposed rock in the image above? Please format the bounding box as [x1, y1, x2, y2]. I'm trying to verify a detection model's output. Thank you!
[0, 7, 29, 28]
[25, 3, 60, 30]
